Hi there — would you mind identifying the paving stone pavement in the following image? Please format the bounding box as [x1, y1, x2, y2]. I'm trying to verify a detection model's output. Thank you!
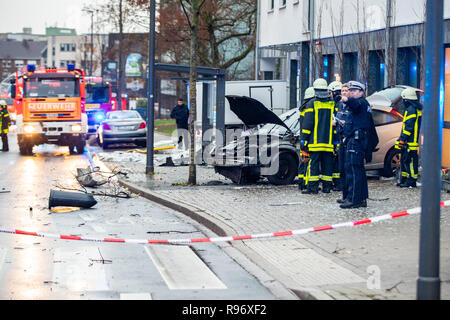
[98, 148, 450, 300]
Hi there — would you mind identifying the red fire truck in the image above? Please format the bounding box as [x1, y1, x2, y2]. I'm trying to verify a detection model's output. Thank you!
[84, 77, 128, 136]
[10, 64, 88, 155]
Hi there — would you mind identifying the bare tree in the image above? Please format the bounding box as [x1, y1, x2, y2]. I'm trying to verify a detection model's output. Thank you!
[330, 0, 345, 80]
[411, 0, 426, 90]
[355, 0, 370, 87]
[179, 0, 208, 185]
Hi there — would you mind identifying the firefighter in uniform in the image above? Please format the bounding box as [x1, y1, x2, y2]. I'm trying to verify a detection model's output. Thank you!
[300, 79, 335, 194]
[339, 81, 373, 209]
[395, 88, 422, 188]
[0, 100, 11, 152]
[298, 87, 315, 190]
[328, 81, 343, 191]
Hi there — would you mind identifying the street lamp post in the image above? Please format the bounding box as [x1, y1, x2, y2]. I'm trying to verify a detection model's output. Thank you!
[83, 9, 94, 75]
[417, 0, 444, 300]
[90, 11, 93, 76]
[146, 0, 156, 174]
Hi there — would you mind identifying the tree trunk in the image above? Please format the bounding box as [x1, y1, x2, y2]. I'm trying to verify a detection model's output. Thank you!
[188, 3, 201, 185]
[118, 0, 124, 111]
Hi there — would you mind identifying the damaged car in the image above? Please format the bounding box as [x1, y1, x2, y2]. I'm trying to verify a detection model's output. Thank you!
[210, 91, 412, 185]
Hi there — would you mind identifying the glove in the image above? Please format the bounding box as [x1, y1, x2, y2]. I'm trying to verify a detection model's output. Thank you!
[301, 151, 310, 164]
[395, 140, 405, 150]
[300, 140, 308, 151]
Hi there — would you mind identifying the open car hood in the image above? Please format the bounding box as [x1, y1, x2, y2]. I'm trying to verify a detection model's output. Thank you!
[366, 93, 393, 109]
[226, 95, 290, 131]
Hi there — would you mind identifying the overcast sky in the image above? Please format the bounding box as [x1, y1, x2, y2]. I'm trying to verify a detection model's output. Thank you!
[0, 0, 109, 35]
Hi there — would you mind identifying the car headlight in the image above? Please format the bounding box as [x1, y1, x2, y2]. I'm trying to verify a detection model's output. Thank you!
[71, 124, 82, 133]
[24, 124, 35, 133]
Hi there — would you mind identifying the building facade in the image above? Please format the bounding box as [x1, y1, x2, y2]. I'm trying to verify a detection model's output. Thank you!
[0, 39, 46, 82]
[43, 27, 107, 76]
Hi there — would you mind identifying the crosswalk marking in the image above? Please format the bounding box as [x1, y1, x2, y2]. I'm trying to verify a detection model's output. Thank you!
[52, 247, 110, 292]
[120, 293, 152, 300]
[145, 245, 227, 290]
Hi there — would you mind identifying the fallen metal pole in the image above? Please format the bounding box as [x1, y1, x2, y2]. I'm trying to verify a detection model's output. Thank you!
[417, 0, 444, 300]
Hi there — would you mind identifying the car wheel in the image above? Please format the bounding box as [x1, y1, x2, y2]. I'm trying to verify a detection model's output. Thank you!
[19, 143, 33, 156]
[68, 145, 76, 155]
[383, 148, 401, 177]
[76, 141, 86, 155]
[267, 152, 298, 185]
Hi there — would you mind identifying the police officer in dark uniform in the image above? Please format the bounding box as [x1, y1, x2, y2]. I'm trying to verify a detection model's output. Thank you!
[339, 81, 373, 209]
[298, 87, 315, 190]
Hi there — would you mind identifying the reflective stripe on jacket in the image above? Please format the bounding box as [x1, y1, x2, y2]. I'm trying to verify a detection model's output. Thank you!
[0, 109, 11, 134]
[399, 101, 423, 151]
[300, 99, 335, 152]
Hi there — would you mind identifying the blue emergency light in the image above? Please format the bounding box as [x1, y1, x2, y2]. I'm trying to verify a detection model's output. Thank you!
[95, 113, 105, 121]
[27, 64, 35, 72]
[67, 64, 75, 71]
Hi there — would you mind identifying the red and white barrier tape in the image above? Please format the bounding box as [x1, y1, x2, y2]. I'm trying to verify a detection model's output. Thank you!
[1, 200, 449, 245]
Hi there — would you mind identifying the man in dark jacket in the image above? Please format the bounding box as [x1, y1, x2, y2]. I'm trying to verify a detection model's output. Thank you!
[339, 81, 376, 209]
[0, 100, 11, 152]
[170, 98, 189, 149]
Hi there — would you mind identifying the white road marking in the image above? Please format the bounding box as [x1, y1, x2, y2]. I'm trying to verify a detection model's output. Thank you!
[79, 213, 97, 222]
[52, 247, 110, 292]
[0, 248, 6, 272]
[91, 224, 106, 233]
[145, 246, 227, 290]
[120, 293, 152, 300]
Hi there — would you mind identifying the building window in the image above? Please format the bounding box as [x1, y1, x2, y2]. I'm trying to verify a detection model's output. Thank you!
[269, 0, 274, 11]
[15, 60, 24, 68]
[60, 43, 76, 52]
[280, 0, 287, 8]
[323, 54, 335, 83]
[60, 60, 76, 68]
[27, 60, 37, 66]
[397, 47, 420, 89]
[2, 60, 11, 68]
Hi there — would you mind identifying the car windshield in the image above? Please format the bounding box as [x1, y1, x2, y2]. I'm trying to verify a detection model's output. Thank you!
[107, 111, 141, 120]
[258, 109, 299, 135]
[86, 84, 110, 104]
[24, 76, 79, 98]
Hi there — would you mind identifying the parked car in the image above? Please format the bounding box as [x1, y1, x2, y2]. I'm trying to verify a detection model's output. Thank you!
[97, 110, 147, 149]
[211, 86, 421, 185]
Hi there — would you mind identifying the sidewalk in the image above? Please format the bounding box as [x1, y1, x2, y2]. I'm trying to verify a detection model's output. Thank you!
[96, 145, 450, 300]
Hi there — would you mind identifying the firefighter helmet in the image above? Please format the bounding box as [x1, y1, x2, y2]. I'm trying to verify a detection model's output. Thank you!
[304, 87, 315, 100]
[328, 81, 342, 92]
[0, 100, 6, 106]
[313, 78, 328, 90]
